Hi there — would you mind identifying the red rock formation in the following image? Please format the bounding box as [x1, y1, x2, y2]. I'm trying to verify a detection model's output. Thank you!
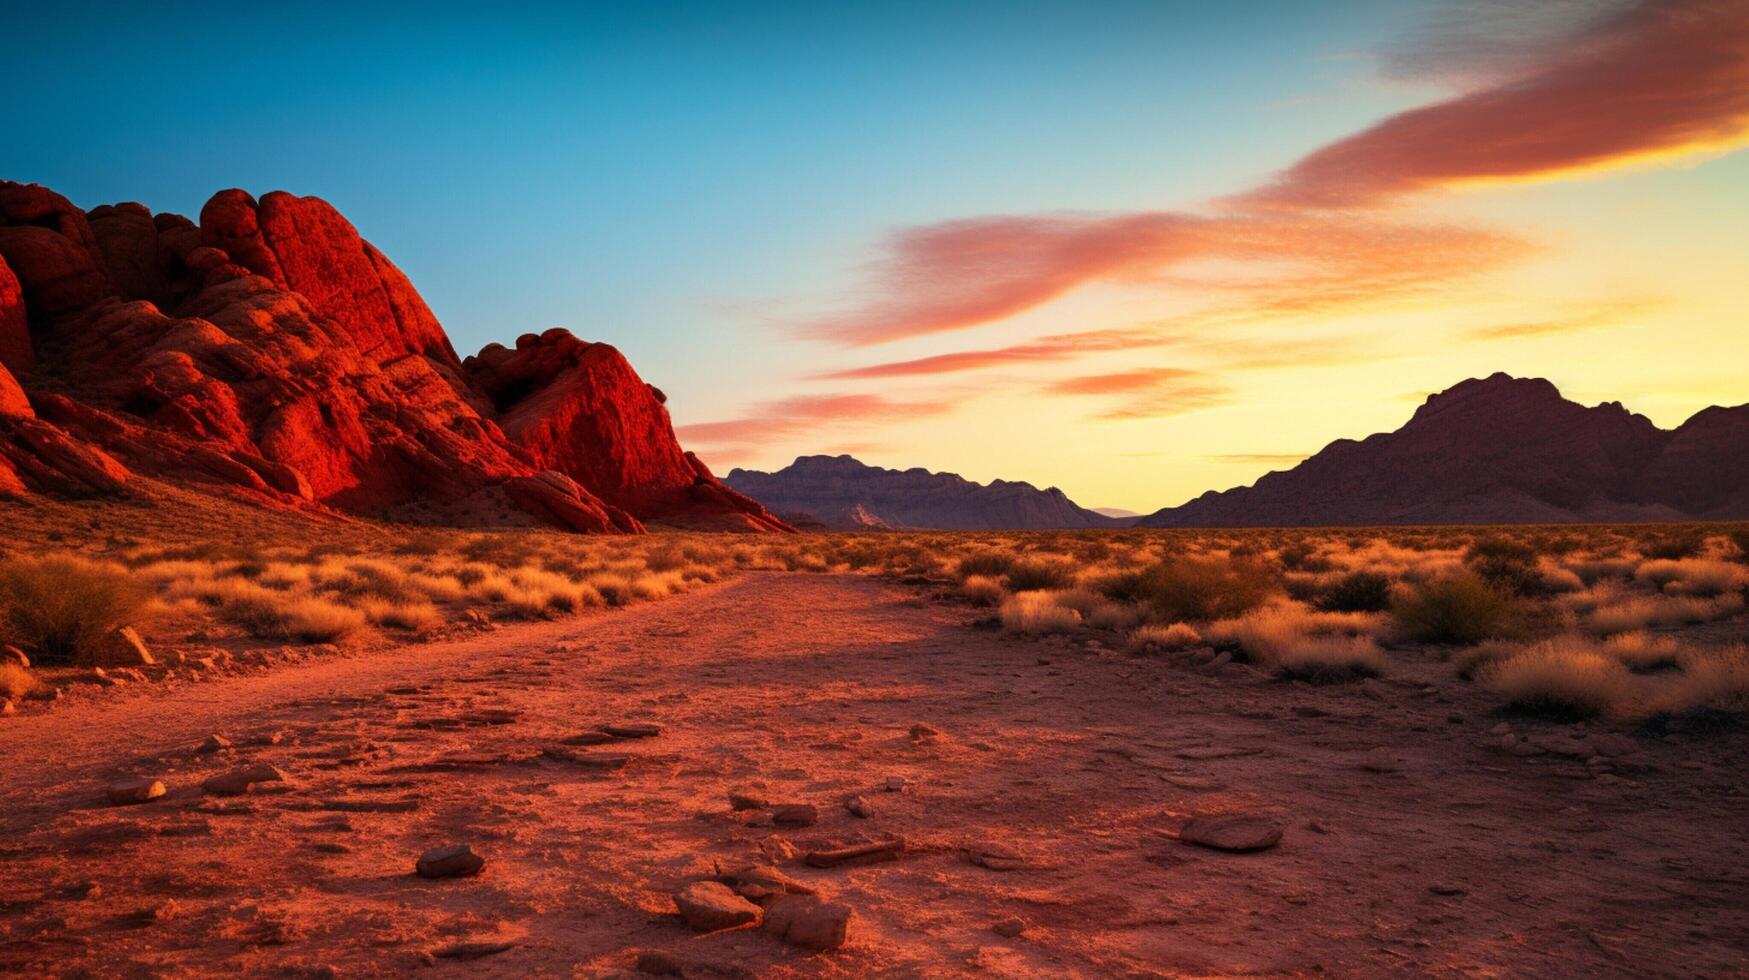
[0, 179, 789, 533]
[0, 254, 29, 373]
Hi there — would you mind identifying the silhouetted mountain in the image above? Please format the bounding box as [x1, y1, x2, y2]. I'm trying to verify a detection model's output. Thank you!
[724, 455, 1130, 529]
[1141, 373, 1749, 527]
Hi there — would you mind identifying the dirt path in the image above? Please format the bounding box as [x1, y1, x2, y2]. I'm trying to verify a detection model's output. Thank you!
[3, 573, 1745, 977]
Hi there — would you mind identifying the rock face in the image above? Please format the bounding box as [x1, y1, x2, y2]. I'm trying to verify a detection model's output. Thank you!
[0, 180, 789, 533]
[724, 454, 1129, 530]
[1142, 373, 1749, 527]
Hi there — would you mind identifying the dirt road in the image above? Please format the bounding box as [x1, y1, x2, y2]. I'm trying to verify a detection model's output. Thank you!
[2, 573, 1745, 977]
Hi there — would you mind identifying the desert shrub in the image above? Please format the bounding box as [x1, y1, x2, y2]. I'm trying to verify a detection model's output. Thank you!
[1391, 572, 1520, 645]
[1481, 640, 1633, 720]
[1651, 646, 1749, 722]
[955, 552, 1013, 580]
[999, 591, 1081, 635]
[355, 598, 443, 633]
[960, 575, 1005, 606]
[1635, 558, 1742, 597]
[1603, 631, 1681, 672]
[1126, 622, 1203, 653]
[1465, 536, 1550, 597]
[1453, 640, 1518, 680]
[0, 663, 42, 700]
[1273, 635, 1387, 683]
[0, 556, 153, 665]
[1316, 571, 1392, 612]
[1003, 558, 1078, 592]
[1643, 530, 1705, 560]
[1587, 592, 1743, 634]
[1110, 557, 1276, 622]
[1727, 529, 1749, 564]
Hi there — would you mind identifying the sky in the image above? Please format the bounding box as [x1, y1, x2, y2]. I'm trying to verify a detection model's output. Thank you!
[4, 0, 1747, 511]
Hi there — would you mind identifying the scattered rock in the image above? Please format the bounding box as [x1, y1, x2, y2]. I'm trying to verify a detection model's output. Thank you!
[728, 789, 767, 811]
[202, 764, 287, 796]
[86, 626, 155, 667]
[198, 734, 233, 753]
[434, 940, 516, 960]
[758, 837, 800, 863]
[720, 864, 816, 901]
[966, 842, 1029, 871]
[1177, 812, 1284, 853]
[1357, 749, 1402, 773]
[674, 881, 762, 932]
[562, 731, 617, 746]
[992, 916, 1028, 938]
[909, 723, 940, 742]
[884, 776, 908, 792]
[601, 722, 662, 739]
[416, 844, 485, 879]
[845, 795, 873, 818]
[1489, 722, 1513, 736]
[805, 837, 904, 868]
[761, 895, 852, 950]
[1175, 746, 1264, 760]
[1428, 884, 1467, 896]
[106, 777, 167, 805]
[1, 698, 14, 716]
[541, 746, 630, 770]
[1589, 733, 1639, 758]
[771, 804, 818, 827]
[634, 949, 688, 976]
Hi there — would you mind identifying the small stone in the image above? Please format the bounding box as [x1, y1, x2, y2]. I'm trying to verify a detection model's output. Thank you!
[87, 626, 155, 667]
[674, 881, 761, 932]
[416, 844, 485, 879]
[845, 795, 873, 818]
[1589, 733, 1639, 758]
[771, 804, 818, 827]
[1177, 812, 1284, 853]
[562, 731, 616, 746]
[107, 777, 167, 806]
[601, 722, 662, 739]
[805, 837, 904, 868]
[728, 789, 767, 811]
[634, 949, 688, 975]
[433, 940, 516, 960]
[1357, 749, 1402, 773]
[202, 764, 287, 796]
[1488, 722, 1513, 736]
[198, 734, 233, 753]
[722, 864, 816, 899]
[1, 699, 14, 716]
[884, 776, 908, 792]
[992, 916, 1028, 938]
[1428, 884, 1467, 896]
[758, 837, 800, 863]
[59, 881, 102, 901]
[909, 723, 940, 741]
[761, 895, 852, 950]
[966, 843, 1029, 871]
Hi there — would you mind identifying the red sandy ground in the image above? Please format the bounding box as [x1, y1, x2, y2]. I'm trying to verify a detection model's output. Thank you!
[2, 573, 1746, 977]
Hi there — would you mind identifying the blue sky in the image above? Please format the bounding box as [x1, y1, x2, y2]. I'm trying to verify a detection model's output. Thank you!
[7, 1, 1746, 510]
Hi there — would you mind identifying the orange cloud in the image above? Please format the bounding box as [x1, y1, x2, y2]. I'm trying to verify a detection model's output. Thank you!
[1045, 368, 1232, 420]
[674, 393, 954, 450]
[804, 1, 1746, 345]
[814, 327, 1178, 380]
[1463, 298, 1660, 341]
[1241, 1, 1749, 210]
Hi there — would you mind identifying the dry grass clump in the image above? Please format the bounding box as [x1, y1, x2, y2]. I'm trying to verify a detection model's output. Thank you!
[1585, 592, 1744, 634]
[1651, 646, 1749, 723]
[1315, 571, 1392, 612]
[1125, 622, 1203, 653]
[1003, 557, 1078, 592]
[960, 575, 1006, 606]
[1603, 631, 1682, 672]
[1203, 601, 1388, 681]
[999, 591, 1082, 635]
[0, 556, 153, 665]
[1480, 639, 1633, 720]
[0, 662, 43, 699]
[1633, 558, 1744, 597]
[1391, 572, 1520, 645]
[1273, 635, 1387, 684]
[1102, 557, 1277, 623]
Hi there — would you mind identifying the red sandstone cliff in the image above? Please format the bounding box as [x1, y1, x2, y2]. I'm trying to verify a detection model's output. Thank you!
[0, 180, 789, 533]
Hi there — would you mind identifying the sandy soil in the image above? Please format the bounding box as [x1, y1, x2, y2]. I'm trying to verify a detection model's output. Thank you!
[2, 572, 1746, 977]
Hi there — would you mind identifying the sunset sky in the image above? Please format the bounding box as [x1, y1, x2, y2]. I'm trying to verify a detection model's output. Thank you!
[7, 0, 1748, 512]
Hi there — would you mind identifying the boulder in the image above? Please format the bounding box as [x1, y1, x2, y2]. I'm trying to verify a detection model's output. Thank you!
[415, 843, 485, 879]
[760, 895, 852, 950]
[673, 881, 761, 932]
[0, 254, 29, 373]
[83, 626, 155, 668]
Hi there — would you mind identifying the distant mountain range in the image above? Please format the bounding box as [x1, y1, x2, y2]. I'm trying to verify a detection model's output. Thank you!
[724, 455, 1130, 530]
[1141, 373, 1749, 527]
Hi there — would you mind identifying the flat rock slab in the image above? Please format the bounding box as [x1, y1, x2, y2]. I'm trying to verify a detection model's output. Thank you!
[541, 747, 631, 770]
[674, 881, 761, 932]
[1178, 813, 1285, 853]
[106, 777, 167, 806]
[1175, 746, 1266, 760]
[771, 804, 818, 826]
[600, 723, 662, 739]
[202, 764, 287, 796]
[805, 837, 905, 868]
[761, 895, 852, 950]
[416, 844, 485, 879]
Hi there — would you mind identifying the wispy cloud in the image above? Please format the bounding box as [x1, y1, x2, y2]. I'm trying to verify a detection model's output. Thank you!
[674, 393, 954, 453]
[1463, 298, 1660, 340]
[812, 327, 1180, 380]
[1204, 452, 1311, 466]
[1044, 368, 1233, 421]
[802, 0, 1748, 345]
